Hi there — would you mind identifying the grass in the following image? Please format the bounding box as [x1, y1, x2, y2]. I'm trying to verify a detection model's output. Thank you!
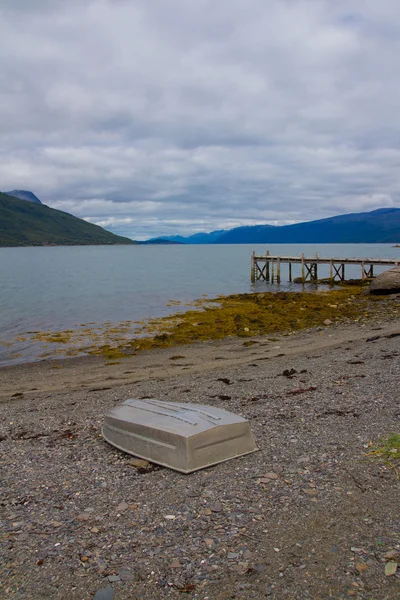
[367, 433, 400, 478]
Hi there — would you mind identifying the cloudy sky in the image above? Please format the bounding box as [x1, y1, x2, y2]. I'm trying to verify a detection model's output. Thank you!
[1, 0, 399, 239]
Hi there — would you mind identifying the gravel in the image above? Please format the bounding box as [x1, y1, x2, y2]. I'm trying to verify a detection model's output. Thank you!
[1, 317, 400, 599]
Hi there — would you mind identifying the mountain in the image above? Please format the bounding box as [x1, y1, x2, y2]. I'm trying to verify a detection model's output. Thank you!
[6, 190, 42, 204]
[154, 230, 228, 244]
[145, 208, 400, 244]
[0, 192, 136, 247]
[215, 208, 400, 244]
[140, 238, 183, 245]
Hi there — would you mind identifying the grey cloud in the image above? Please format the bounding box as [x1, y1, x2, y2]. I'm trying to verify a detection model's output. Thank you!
[1, 0, 400, 238]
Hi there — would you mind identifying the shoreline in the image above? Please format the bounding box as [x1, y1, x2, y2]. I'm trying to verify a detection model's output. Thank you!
[1, 284, 399, 369]
[1, 282, 400, 400]
[0, 319, 400, 404]
[0, 318, 399, 403]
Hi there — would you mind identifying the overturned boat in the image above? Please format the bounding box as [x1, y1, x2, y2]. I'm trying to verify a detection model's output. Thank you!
[102, 398, 258, 473]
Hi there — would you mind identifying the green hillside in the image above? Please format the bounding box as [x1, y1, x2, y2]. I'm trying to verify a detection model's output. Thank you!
[0, 192, 136, 246]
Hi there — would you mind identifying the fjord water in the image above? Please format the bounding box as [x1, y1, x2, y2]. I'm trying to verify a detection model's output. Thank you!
[0, 243, 398, 365]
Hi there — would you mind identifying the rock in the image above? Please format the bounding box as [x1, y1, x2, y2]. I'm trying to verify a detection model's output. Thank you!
[252, 563, 266, 573]
[115, 502, 129, 513]
[209, 502, 223, 513]
[127, 458, 150, 468]
[164, 515, 176, 520]
[262, 472, 279, 480]
[77, 513, 91, 522]
[297, 456, 310, 464]
[118, 569, 134, 581]
[93, 588, 114, 600]
[356, 563, 368, 573]
[369, 266, 400, 295]
[323, 319, 332, 326]
[384, 550, 400, 560]
[107, 575, 120, 582]
[231, 562, 249, 574]
[303, 488, 318, 496]
[385, 561, 398, 576]
[170, 559, 181, 569]
[227, 552, 239, 560]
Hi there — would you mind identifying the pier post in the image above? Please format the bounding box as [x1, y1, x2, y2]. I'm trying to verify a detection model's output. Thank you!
[301, 253, 305, 283]
[251, 251, 255, 283]
[329, 259, 333, 284]
[271, 259, 275, 283]
[288, 262, 292, 282]
[266, 250, 270, 282]
[277, 257, 281, 283]
[361, 261, 365, 280]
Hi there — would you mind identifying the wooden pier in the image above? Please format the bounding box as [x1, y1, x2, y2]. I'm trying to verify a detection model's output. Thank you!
[251, 251, 399, 284]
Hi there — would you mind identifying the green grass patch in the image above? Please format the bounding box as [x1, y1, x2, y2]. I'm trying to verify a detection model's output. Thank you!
[367, 433, 400, 478]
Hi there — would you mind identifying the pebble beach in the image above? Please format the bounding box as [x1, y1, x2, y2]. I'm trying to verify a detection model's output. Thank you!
[1, 296, 400, 599]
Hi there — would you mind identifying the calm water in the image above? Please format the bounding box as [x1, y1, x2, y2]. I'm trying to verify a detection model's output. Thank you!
[0, 244, 398, 365]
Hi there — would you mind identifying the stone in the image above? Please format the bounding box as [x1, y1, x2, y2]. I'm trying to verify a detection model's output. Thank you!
[263, 472, 279, 480]
[385, 561, 398, 576]
[369, 266, 400, 295]
[77, 513, 91, 522]
[127, 458, 150, 468]
[170, 560, 181, 569]
[107, 575, 120, 582]
[231, 562, 249, 574]
[323, 319, 332, 326]
[227, 552, 239, 560]
[93, 588, 114, 600]
[303, 488, 318, 496]
[118, 569, 134, 581]
[356, 563, 368, 573]
[384, 550, 400, 560]
[209, 502, 223, 513]
[115, 502, 129, 513]
[252, 563, 266, 573]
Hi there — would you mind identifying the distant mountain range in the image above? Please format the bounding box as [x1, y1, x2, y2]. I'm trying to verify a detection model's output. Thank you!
[150, 230, 228, 244]
[152, 208, 400, 244]
[0, 191, 136, 247]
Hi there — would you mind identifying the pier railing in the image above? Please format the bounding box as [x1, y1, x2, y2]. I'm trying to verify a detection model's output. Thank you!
[251, 251, 399, 283]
